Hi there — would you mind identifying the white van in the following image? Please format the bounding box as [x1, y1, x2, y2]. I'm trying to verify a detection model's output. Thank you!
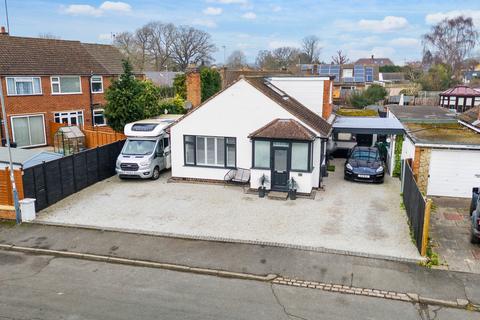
[115, 115, 182, 180]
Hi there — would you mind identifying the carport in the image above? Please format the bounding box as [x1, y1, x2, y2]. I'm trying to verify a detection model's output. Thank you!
[331, 117, 405, 175]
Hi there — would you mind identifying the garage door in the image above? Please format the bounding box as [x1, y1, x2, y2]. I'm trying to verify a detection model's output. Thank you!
[427, 149, 480, 198]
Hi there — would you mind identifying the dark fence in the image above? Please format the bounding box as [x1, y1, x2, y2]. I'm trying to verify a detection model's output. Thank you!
[23, 140, 125, 212]
[402, 160, 426, 252]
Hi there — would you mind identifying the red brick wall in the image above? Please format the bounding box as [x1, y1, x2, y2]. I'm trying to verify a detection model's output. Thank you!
[1, 75, 115, 145]
[322, 79, 333, 120]
[186, 69, 201, 108]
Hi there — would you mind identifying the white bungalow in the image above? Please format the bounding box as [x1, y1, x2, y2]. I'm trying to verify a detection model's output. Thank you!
[169, 76, 334, 194]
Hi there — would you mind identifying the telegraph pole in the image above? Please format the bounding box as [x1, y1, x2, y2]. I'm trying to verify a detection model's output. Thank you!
[4, 0, 10, 33]
[0, 77, 21, 223]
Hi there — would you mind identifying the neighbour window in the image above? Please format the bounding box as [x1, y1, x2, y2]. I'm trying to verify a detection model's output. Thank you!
[6, 77, 42, 96]
[184, 135, 236, 168]
[342, 69, 353, 78]
[11, 114, 46, 147]
[93, 109, 106, 126]
[291, 142, 310, 171]
[51, 76, 81, 94]
[91, 76, 103, 93]
[54, 110, 84, 126]
[253, 140, 270, 169]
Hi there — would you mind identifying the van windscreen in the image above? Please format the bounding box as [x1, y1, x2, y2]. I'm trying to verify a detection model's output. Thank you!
[123, 140, 156, 155]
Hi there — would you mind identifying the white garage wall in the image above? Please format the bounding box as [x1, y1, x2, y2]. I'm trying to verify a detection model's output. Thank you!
[268, 77, 325, 116]
[427, 149, 480, 198]
[170, 79, 322, 192]
[401, 136, 416, 160]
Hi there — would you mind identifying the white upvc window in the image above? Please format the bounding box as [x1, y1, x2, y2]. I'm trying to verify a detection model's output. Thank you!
[91, 76, 103, 93]
[6, 77, 42, 96]
[51, 76, 82, 94]
[11, 114, 46, 147]
[184, 135, 236, 168]
[93, 108, 106, 126]
[54, 110, 84, 126]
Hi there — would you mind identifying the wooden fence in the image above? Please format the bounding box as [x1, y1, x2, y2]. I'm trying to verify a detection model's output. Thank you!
[49, 122, 126, 149]
[0, 168, 24, 206]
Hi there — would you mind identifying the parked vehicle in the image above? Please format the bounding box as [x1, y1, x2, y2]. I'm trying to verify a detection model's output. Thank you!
[471, 187, 480, 244]
[344, 146, 385, 183]
[116, 115, 180, 180]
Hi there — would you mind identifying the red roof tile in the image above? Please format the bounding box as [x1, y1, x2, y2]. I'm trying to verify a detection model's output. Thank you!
[249, 119, 317, 140]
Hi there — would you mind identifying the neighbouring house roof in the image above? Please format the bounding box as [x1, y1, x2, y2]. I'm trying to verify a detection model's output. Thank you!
[0, 35, 135, 76]
[440, 85, 480, 97]
[332, 117, 405, 135]
[145, 71, 183, 87]
[388, 105, 457, 123]
[354, 57, 394, 66]
[458, 106, 480, 128]
[0, 147, 61, 168]
[220, 68, 292, 88]
[404, 122, 480, 146]
[244, 77, 332, 137]
[249, 119, 316, 141]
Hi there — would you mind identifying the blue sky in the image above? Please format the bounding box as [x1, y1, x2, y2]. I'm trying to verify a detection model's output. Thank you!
[2, 0, 480, 65]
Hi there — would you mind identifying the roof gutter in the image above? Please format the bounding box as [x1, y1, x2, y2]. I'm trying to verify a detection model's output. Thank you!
[458, 120, 480, 134]
[413, 142, 480, 150]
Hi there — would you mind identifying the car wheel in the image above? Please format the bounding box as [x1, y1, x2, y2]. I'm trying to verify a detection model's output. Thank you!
[151, 167, 160, 180]
[471, 230, 480, 244]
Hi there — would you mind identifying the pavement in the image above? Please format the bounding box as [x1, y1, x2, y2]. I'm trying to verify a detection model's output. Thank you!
[34, 159, 420, 262]
[0, 250, 477, 320]
[1, 223, 479, 307]
[430, 197, 480, 273]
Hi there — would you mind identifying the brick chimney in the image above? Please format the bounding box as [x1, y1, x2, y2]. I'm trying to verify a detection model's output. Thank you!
[322, 79, 333, 120]
[186, 64, 201, 108]
[0, 26, 8, 35]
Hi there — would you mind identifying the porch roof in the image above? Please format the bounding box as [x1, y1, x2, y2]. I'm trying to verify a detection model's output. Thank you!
[249, 119, 316, 141]
[332, 116, 405, 135]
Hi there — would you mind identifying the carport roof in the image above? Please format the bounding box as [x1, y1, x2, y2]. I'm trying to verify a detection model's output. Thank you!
[332, 117, 405, 135]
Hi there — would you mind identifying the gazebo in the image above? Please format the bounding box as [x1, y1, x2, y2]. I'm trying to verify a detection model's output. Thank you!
[439, 85, 480, 112]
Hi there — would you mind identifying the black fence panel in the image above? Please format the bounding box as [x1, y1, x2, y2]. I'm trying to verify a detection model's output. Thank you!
[22, 140, 125, 212]
[402, 161, 426, 252]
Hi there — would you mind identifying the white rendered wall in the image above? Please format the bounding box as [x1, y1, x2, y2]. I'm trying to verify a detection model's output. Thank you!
[170, 78, 322, 192]
[268, 77, 325, 116]
[401, 136, 416, 160]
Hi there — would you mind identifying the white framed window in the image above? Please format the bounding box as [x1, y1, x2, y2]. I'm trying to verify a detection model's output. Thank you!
[253, 140, 270, 169]
[184, 135, 236, 168]
[51, 76, 82, 94]
[342, 69, 353, 78]
[93, 108, 106, 126]
[54, 110, 84, 126]
[91, 76, 103, 93]
[11, 114, 46, 147]
[6, 77, 42, 96]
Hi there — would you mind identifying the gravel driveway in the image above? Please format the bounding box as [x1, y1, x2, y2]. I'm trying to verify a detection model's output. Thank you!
[35, 159, 421, 262]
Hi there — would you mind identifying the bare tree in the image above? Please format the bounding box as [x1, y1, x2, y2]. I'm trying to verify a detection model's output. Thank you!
[113, 31, 137, 61]
[255, 50, 277, 69]
[226, 50, 247, 68]
[134, 25, 154, 71]
[272, 47, 302, 69]
[38, 33, 61, 40]
[331, 50, 349, 64]
[171, 26, 216, 70]
[422, 16, 479, 75]
[145, 22, 175, 71]
[301, 35, 321, 63]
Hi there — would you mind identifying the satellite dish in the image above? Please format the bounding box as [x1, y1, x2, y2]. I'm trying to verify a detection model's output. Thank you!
[184, 101, 193, 110]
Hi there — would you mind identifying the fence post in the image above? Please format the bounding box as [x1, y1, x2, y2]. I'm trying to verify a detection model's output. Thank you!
[421, 198, 433, 257]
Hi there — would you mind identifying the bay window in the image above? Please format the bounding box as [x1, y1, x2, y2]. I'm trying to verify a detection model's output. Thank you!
[51, 76, 81, 94]
[184, 135, 236, 168]
[291, 142, 310, 171]
[6, 77, 42, 96]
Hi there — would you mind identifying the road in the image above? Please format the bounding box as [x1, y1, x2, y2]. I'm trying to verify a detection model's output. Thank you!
[0, 251, 476, 320]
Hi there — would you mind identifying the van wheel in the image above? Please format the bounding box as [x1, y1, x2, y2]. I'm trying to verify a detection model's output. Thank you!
[151, 167, 160, 180]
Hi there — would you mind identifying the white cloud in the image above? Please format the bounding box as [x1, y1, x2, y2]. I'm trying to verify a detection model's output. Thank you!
[348, 46, 396, 61]
[99, 1, 131, 12]
[388, 37, 419, 47]
[192, 18, 217, 28]
[242, 12, 256, 20]
[62, 1, 131, 17]
[63, 4, 102, 17]
[203, 7, 223, 15]
[98, 33, 112, 41]
[268, 40, 300, 49]
[425, 10, 480, 26]
[358, 16, 409, 33]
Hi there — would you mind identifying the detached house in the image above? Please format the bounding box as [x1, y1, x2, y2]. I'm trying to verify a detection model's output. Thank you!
[169, 69, 334, 194]
[0, 31, 138, 148]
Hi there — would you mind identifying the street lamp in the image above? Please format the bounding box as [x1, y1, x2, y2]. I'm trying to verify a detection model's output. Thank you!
[0, 78, 21, 223]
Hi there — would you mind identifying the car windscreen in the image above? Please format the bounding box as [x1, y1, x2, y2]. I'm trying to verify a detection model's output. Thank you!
[351, 149, 379, 161]
[122, 140, 156, 155]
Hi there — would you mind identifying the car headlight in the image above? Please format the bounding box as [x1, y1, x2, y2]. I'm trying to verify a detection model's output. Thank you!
[376, 166, 384, 173]
[346, 163, 353, 170]
[116, 159, 121, 168]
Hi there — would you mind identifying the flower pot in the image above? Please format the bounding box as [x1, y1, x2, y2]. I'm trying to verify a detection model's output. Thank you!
[289, 189, 297, 200]
[258, 187, 266, 198]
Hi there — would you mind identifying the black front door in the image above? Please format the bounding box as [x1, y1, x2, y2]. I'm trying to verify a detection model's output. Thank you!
[271, 145, 289, 191]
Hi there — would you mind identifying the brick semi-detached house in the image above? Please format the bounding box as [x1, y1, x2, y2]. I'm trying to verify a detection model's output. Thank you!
[0, 30, 141, 148]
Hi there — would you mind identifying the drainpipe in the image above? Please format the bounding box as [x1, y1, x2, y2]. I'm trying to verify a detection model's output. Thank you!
[88, 71, 94, 127]
[319, 138, 325, 188]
